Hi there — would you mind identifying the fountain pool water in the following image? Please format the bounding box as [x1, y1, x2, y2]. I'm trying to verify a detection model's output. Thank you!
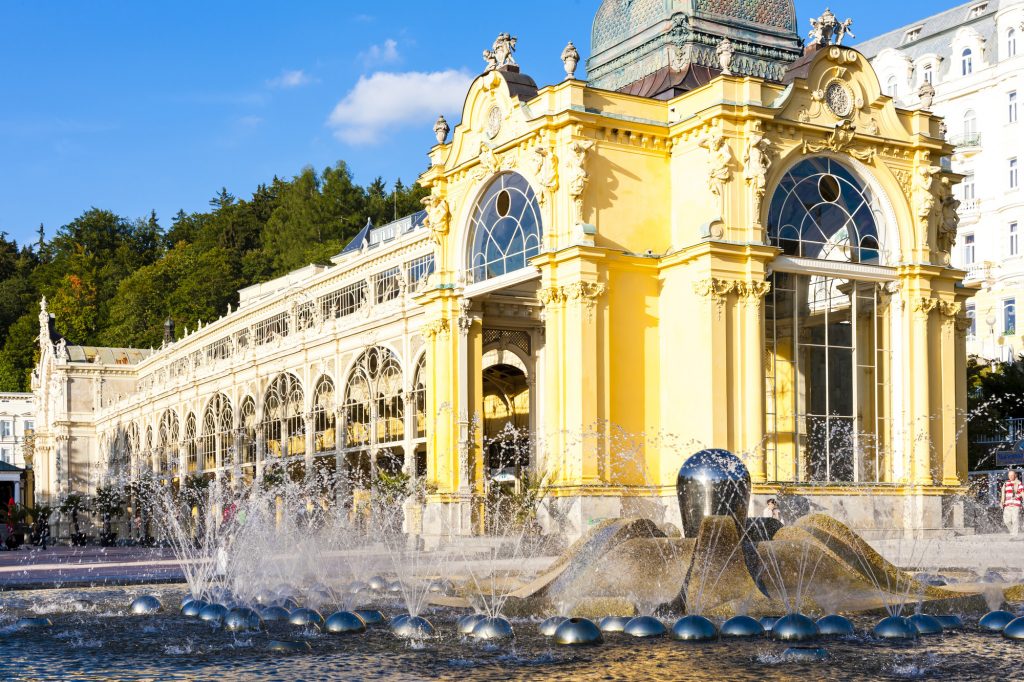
[3, 447, 1024, 680]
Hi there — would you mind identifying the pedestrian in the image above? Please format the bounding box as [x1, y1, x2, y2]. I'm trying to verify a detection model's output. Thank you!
[762, 498, 784, 524]
[1002, 469, 1024, 536]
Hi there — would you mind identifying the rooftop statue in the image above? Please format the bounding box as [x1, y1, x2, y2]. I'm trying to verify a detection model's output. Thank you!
[809, 8, 855, 46]
[483, 33, 518, 71]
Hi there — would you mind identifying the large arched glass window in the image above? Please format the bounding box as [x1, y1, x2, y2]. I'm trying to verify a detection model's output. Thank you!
[764, 157, 893, 486]
[413, 354, 427, 439]
[313, 377, 336, 453]
[262, 373, 305, 459]
[962, 48, 973, 76]
[767, 157, 882, 264]
[201, 394, 233, 470]
[200, 408, 216, 471]
[158, 410, 179, 476]
[239, 397, 257, 466]
[184, 413, 198, 474]
[469, 173, 542, 282]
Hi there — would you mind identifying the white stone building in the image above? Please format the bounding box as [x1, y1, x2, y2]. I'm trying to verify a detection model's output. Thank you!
[860, 0, 1024, 359]
[0, 392, 33, 469]
[31, 213, 436, 529]
[0, 392, 34, 505]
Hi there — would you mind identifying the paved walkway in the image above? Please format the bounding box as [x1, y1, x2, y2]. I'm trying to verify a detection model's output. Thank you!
[2, 533, 1021, 591]
[870, 532, 1024, 576]
[0, 546, 185, 590]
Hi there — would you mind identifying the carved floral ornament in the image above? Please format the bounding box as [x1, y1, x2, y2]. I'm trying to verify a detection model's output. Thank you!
[802, 120, 875, 162]
[692, 278, 772, 306]
[421, 319, 451, 340]
[538, 282, 607, 319]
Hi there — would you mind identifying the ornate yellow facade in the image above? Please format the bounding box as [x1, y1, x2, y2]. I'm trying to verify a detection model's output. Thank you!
[30, 5, 975, 540]
[416, 40, 971, 535]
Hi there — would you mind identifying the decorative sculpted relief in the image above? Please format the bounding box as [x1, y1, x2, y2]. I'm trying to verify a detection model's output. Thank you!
[936, 176, 961, 259]
[808, 8, 855, 46]
[529, 144, 559, 194]
[743, 121, 772, 206]
[483, 33, 518, 71]
[565, 140, 595, 224]
[538, 282, 607, 320]
[802, 120, 874, 162]
[824, 80, 853, 118]
[421, 190, 451, 245]
[421, 319, 451, 341]
[913, 163, 942, 250]
[698, 127, 733, 217]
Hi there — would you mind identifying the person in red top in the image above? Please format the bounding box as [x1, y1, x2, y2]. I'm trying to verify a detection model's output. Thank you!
[1003, 469, 1024, 536]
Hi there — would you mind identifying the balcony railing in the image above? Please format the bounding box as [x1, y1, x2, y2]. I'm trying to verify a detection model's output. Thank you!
[960, 198, 981, 214]
[950, 133, 982, 149]
[974, 417, 1024, 444]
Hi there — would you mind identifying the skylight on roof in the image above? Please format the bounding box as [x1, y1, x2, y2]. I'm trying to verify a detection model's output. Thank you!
[968, 3, 988, 19]
[904, 27, 923, 43]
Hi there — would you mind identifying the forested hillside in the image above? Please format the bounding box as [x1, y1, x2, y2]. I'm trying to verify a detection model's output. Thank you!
[0, 162, 427, 391]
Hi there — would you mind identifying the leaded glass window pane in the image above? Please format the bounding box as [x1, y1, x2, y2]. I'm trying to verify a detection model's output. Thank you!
[469, 173, 542, 282]
[767, 158, 882, 263]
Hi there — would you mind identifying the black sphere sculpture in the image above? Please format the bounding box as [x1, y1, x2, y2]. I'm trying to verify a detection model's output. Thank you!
[676, 449, 751, 537]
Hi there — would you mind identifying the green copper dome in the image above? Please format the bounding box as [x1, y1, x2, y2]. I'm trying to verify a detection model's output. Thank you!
[588, 0, 802, 96]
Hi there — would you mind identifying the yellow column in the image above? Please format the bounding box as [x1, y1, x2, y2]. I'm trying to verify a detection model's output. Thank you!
[937, 301, 963, 486]
[537, 254, 608, 487]
[738, 280, 771, 483]
[908, 293, 937, 485]
[692, 277, 734, 449]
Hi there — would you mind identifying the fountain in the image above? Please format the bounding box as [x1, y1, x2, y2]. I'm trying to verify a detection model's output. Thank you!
[553, 618, 603, 645]
[129, 595, 162, 614]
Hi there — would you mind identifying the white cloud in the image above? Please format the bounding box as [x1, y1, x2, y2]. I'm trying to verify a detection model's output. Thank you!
[267, 69, 315, 89]
[327, 69, 472, 145]
[359, 39, 401, 68]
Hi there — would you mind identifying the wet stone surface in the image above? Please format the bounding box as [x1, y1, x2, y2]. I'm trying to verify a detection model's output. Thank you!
[0, 586, 1021, 681]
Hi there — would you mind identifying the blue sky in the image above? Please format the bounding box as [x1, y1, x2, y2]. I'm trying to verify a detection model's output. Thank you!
[0, 1, 962, 244]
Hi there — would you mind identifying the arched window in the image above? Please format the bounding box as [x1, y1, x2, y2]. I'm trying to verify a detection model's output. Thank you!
[962, 48, 973, 75]
[963, 109, 978, 141]
[158, 410, 179, 476]
[262, 373, 305, 458]
[184, 413, 198, 473]
[203, 394, 233, 469]
[145, 427, 154, 473]
[344, 347, 405, 449]
[767, 158, 882, 263]
[127, 423, 139, 475]
[413, 354, 427, 438]
[886, 76, 898, 98]
[239, 398, 257, 466]
[200, 407, 216, 471]
[469, 173, 542, 282]
[922, 64, 933, 84]
[313, 377, 336, 453]
[765, 157, 893, 486]
[1009, 28, 1018, 59]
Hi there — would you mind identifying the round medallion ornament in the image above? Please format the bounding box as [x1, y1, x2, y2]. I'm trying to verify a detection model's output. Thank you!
[824, 81, 853, 118]
[485, 106, 502, 139]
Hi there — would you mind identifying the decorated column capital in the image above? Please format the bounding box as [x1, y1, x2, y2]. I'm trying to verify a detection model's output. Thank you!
[420, 319, 451, 341]
[692, 278, 736, 303]
[735, 280, 772, 306]
[938, 301, 963, 334]
[912, 297, 940, 319]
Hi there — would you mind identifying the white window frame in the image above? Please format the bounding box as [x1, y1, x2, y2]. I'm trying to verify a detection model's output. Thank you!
[1011, 157, 1020, 190]
[962, 48, 973, 76]
[1010, 91, 1019, 124]
[964, 233, 976, 264]
[1012, 222, 1020, 256]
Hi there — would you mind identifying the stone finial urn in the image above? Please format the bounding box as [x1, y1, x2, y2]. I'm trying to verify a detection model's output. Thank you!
[676, 449, 750, 537]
